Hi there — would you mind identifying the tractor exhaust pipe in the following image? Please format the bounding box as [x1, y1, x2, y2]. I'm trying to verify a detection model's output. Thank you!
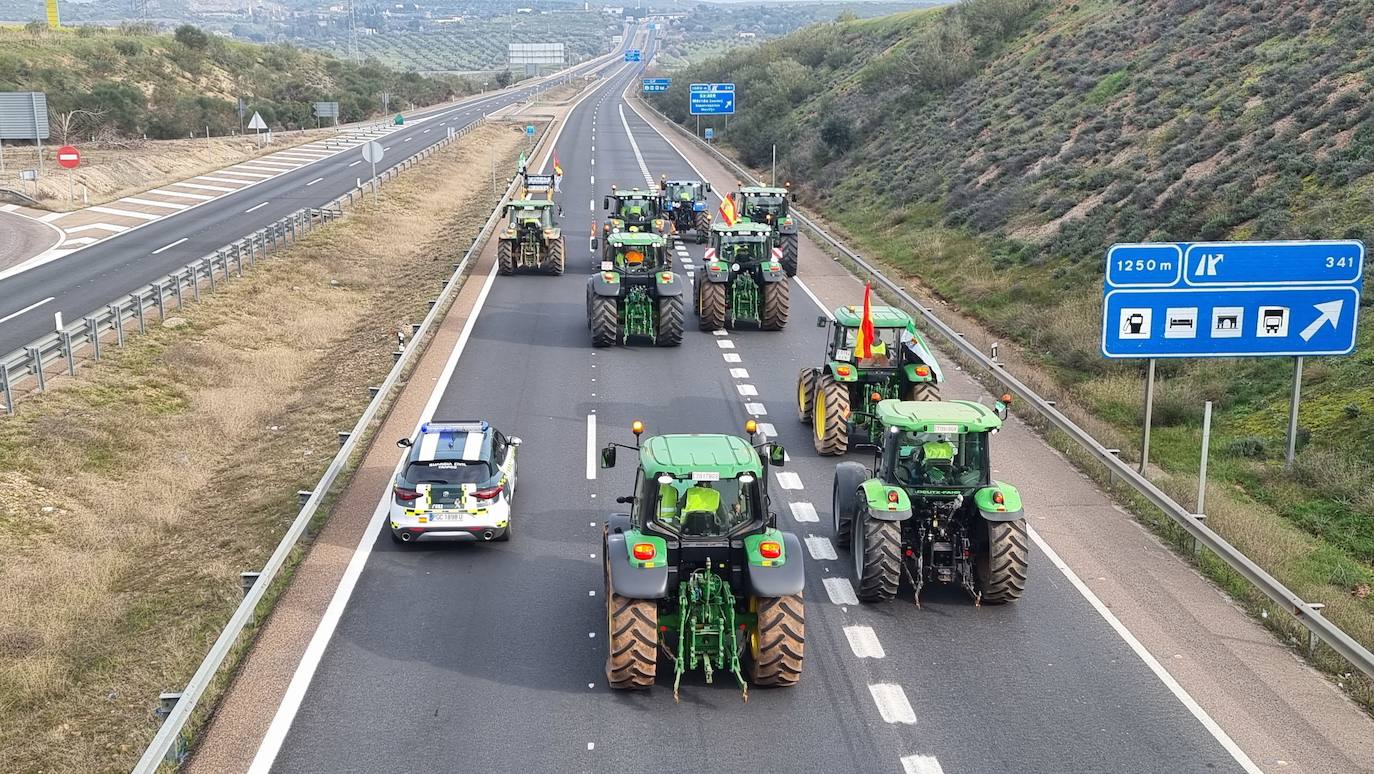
[399, 531, 414, 542]
[482, 530, 495, 541]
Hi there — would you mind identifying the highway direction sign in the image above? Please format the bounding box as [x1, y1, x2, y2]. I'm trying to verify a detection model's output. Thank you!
[56, 145, 79, 169]
[625, 49, 642, 62]
[1101, 240, 1364, 358]
[642, 78, 670, 92]
[690, 83, 735, 115]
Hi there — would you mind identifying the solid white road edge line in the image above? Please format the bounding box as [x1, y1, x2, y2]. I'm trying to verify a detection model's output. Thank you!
[586, 414, 597, 480]
[0, 296, 54, 325]
[151, 237, 188, 255]
[245, 202, 270, 213]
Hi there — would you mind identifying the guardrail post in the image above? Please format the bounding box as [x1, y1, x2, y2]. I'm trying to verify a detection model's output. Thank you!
[132, 293, 146, 334]
[297, 490, 313, 507]
[0, 363, 12, 415]
[27, 347, 45, 392]
[110, 304, 125, 347]
[233, 245, 243, 277]
[337, 431, 350, 447]
[153, 692, 186, 764]
[206, 258, 217, 292]
[174, 273, 185, 309]
[240, 571, 261, 626]
[153, 281, 165, 320]
[368, 386, 380, 399]
[86, 316, 101, 360]
[190, 267, 201, 302]
[1308, 603, 1326, 655]
[61, 330, 75, 376]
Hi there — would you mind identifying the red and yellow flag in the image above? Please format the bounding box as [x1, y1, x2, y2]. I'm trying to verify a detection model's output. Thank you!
[552, 154, 563, 177]
[854, 282, 876, 359]
[718, 194, 738, 226]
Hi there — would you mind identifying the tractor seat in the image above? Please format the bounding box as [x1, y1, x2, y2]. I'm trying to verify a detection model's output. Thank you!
[681, 509, 724, 537]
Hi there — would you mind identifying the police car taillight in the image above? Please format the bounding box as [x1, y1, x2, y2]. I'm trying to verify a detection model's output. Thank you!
[393, 486, 420, 502]
[473, 484, 504, 501]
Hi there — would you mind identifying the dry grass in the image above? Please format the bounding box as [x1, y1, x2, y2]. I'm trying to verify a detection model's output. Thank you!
[0, 121, 528, 773]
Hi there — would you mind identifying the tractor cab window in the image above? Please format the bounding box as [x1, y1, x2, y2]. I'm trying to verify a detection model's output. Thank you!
[668, 184, 697, 202]
[836, 326, 903, 367]
[651, 476, 756, 537]
[618, 196, 657, 219]
[512, 207, 549, 227]
[717, 235, 765, 264]
[614, 242, 661, 271]
[743, 194, 787, 220]
[892, 431, 988, 489]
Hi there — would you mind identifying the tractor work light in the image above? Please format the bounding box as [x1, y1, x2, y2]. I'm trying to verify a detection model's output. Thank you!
[738, 473, 756, 484]
[657, 473, 673, 484]
[887, 490, 900, 504]
[759, 541, 782, 560]
[632, 542, 656, 561]
[632, 420, 645, 435]
[914, 365, 931, 377]
[837, 366, 852, 377]
[745, 419, 758, 435]
[1001, 393, 1014, 404]
[870, 391, 882, 402]
[731, 262, 741, 271]
[993, 491, 1005, 505]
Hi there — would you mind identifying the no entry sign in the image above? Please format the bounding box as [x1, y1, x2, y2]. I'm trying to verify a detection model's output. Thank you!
[56, 145, 80, 169]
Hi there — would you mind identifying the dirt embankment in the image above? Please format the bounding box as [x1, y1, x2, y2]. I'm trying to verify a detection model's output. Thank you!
[0, 121, 528, 773]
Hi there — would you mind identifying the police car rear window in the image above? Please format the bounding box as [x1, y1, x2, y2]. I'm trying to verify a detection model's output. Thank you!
[405, 461, 492, 485]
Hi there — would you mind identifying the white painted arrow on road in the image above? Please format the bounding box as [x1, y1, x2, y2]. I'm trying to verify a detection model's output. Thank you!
[1298, 299, 1343, 341]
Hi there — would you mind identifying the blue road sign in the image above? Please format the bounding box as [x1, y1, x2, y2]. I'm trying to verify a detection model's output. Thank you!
[625, 49, 641, 62]
[642, 77, 670, 93]
[525, 125, 535, 136]
[690, 83, 735, 115]
[704, 127, 715, 140]
[1101, 241, 1364, 358]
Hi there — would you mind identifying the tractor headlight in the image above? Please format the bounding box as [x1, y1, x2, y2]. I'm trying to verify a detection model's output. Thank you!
[657, 473, 673, 484]
[731, 262, 741, 271]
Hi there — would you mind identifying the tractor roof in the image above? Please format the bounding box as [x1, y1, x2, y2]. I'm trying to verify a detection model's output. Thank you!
[875, 399, 1003, 433]
[833, 304, 913, 329]
[640, 434, 762, 478]
[711, 222, 772, 235]
[739, 186, 788, 196]
[665, 179, 702, 186]
[608, 232, 666, 246]
[611, 188, 660, 197]
[508, 199, 554, 208]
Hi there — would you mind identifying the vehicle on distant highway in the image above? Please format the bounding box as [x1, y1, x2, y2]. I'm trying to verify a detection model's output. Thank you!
[497, 199, 566, 275]
[659, 176, 712, 243]
[389, 420, 520, 544]
[735, 183, 799, 276]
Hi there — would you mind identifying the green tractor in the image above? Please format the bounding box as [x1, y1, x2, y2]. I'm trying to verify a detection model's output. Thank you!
[600, 419, 804, 699]
[797, 304, 945, 455]
[586, 231, 684, 347]
[660, 176, 712, 244]
[496, 200, 565, 275]
[735, 185, 799, 276]
[832, 398, 1027, 606]
[695, 222, 789, 331]
[603, 185, 670, 238]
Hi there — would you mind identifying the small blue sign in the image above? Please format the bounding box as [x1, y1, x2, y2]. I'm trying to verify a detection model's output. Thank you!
[1101, 240, 1364, 359]
[704, 127, 715, 140]
[642, 77, 670, 93]
[525, 125, 535, 136]
[625, 49, 642, 62]
[690, 83, 735, 115]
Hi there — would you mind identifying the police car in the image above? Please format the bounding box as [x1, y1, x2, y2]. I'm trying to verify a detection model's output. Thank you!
[390, 420, 519, 544]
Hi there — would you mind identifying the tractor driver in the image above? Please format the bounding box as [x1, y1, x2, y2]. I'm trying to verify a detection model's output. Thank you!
[899, 435, 965, 486]
[859, 338, 892, 368]
[681, 482, 723, 536]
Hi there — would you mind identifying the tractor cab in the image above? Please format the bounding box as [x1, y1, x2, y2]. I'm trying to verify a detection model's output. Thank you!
[663, 179, 710, 211]
[820, 304, 942, 380]
[737, 185, 794, 225]
[604, 187, 668, 235]
[874, 400, 1000, 493]
[504, 200, 556, 232]
[602, 232, 669, 275]
[498, 199, 564, 275]
[709, 221, 774, 267]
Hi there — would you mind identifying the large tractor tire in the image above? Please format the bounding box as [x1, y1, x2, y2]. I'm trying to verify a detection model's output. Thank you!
[750, 594, 804, 687]
[780, 233, 799, 277]
[853, 517, 901, 602]
[796, 368, 816, 423]
[547, 236, 566, 275]
[497, 240, 515, 275]
[606, 593, 658, 689]
[760, 278, 790, 331]
[694, 210, 710, 244]
[976, 519, 1029, 604]
[698, 280, 727, 331]
[831, 461, 867, 550]
[656, 294, 684, 347]
[811, 373, 850, 455]
[906, 381, 941, 401]
[590, 296, 619, 348]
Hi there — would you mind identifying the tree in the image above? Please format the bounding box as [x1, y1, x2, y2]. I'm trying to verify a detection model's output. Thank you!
[836, 9, 859, 23]
[52, 109, 108, 145]
[174, 24, 209, 50]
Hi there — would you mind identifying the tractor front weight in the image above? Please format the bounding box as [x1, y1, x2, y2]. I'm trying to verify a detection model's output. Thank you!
[673, 561, 748, 701]
[623, 285, 656, 343]
[729, 274, 760, 326]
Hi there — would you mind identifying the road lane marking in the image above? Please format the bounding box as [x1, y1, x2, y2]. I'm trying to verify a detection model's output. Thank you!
[737, 384, 757, 397]
[195, 176, 253, 186]
[744, 402, 767, 416]
[775, 471, 801, 490]
[590, 175, 595, 185]
[586, 414, 597, 480]
[712, 329, 727, 335]
[844, 626, 886, 658]
[790, 502, 819, 522]
[121, 196, 187, 210]
[175, 181, 238, 192]
[869, 684, 916, 724]
[306, 177, 324, 186]
[404, 136, 412, 142]
[349, 160, 362, 167]
[87, 206, 161, 221]
[151, 237, 188, 254]
[805, 535, 837, 561]
[722, 353, 741, 363]
[901, 755, 945, 774]
[729, 368, 749, 378]
[148, 188, 214, 201]
[62, 222, 128, 234]
[823, 577, 859, 605]
[0, 296, 54, 325]
[245, 202, 270, 213]
[217, 170, 273, 179]
[717, 339, 734, 349]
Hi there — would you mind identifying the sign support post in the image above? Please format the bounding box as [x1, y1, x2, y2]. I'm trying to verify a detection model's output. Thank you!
[1140, 358, 1155, 474]
[1197, 400, 1212, 515]
[1285, 356, 1303, 470]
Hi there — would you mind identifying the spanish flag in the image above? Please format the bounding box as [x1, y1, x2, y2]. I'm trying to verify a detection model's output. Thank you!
[854, 282, 876, 359]
[553, 154, 563, 177]
[718, 194, 738, 226]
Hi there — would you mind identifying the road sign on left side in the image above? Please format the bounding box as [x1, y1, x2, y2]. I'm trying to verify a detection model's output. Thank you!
[247, 111, 267, 131]
[56, 145, 79, 169]
[362, 141, 384, 164]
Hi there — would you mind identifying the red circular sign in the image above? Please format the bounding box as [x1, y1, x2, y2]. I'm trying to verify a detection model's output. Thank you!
[56, 145, 80, 169]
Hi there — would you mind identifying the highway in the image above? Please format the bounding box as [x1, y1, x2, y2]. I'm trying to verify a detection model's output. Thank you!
[0, 33, 631, 357]
[250, 31, 1257, 774]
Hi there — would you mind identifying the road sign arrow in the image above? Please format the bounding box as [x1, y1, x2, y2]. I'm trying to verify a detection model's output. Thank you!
[1298, 299, 1343, 341]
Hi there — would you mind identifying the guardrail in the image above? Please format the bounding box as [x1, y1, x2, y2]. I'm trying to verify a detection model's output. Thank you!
[127, 112, 553, 772]
[0, 121, 488, 416]
[638, 98, 1374, 683]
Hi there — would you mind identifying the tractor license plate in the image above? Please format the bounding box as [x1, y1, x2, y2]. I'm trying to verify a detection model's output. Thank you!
[601, 261, 614, 270]
[835, 348, 852, 361]
[691, 471, 720, 482]
[932, 424, 960, 434]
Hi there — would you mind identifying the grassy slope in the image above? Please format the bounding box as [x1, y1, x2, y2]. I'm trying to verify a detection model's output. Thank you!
[652, 0, 1374, 655]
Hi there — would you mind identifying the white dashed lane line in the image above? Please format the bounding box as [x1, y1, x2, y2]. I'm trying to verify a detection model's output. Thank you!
[901, 755, 946, 774]
[717, 339, 735, 349]
[843, 626, 886, 658]
[737, 384, 758, 397]
[729, 368, 749, 378]
[823, 576, 859, 605]
[758, 422, 777, 438]
[774, 470, 801, 488]
[789, 502, 819, 522]
[804, 535, 837, 561]
[869, 684, 917, 724]
[745, 402, 767, 416]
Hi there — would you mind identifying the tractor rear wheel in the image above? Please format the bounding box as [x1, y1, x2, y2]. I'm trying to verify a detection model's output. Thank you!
[547, 236, 565, 275]
[796, 368, 815, 422]
[590, 296, 619, 347]
[694, 211, 710, 243]
[812, 373, 850, 455]
[656, 294, 683, 347]
[750, 594, 804, 687]
[497, 240, 514, 275]
[780, 233, 799, 277]
[698, 280, 727, 331]
[976, 519, 1028, 604]
[831, 461, 866, 550]
[853, 516, 901, 602]
[906, 381, 941, 401]
[606, 593, 658, 689]
[760, 278, 790, 331]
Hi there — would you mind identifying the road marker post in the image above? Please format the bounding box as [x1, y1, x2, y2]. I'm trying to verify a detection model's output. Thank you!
[1285, 356, 1303, 470]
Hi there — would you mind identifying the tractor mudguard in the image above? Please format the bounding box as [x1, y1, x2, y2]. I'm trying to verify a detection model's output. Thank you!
[654, 270, 685, 297]
[779, 221, 799, 235]
[745, 531, 805, 597]
[903, 335, 945, 383]
[606, 512, 633, 534]
[704, 263, 731, 283]
[757, 263, 786, 283]
[825, 361, 860, 382]
[605, 531, 670, 599]
[693, 202, 707, 212]
[860, 479, 912, 522]
[589, 273, 622, 298]
[974, 482, 1024, 522]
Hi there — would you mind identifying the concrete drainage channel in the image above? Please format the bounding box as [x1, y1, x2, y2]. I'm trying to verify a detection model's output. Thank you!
[122, 119, 554, 770]
[635, 98, 1374, 685]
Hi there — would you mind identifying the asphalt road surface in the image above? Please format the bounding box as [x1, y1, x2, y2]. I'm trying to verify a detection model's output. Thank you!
[257, 33, 1249, 774]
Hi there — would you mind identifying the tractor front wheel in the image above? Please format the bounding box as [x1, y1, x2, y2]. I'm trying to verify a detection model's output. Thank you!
[853, 516, 901, 602]
[497, 240, 514, 275]
[760, 278, 790, 331]
[750, 594, 804, 687]
[780, 233, 799, 277]
[831, 461, 866, 550]
[657, 294, 683, 347]
[812, 373, 850, 455]
[590, 296, 619, 347]
[976, 519, 1029, 604]
[694, 211, 710, 243]
[606, 593, 658, 690]
[906, 381, 941, 401]
[698, 280, 727, 331]
[547, 236, 566, 275]
[796, 368, 815, 422]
